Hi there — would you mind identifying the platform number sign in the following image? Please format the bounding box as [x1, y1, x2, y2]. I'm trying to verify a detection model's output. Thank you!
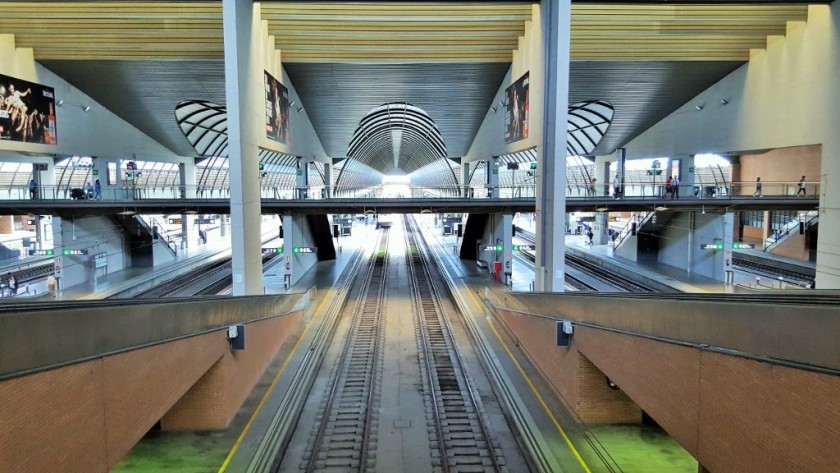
[63, 249, 89, 255]
[483, 244, 503, 252]
[28, 249, 54, 256]
[294, 247, 316, 254]
[513, 244, 535, 252]
[262, 247, 284, 255]
[732, 243, 755, 249]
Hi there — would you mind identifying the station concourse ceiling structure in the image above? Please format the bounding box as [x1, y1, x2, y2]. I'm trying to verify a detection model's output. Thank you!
[0, 1, 817, 181]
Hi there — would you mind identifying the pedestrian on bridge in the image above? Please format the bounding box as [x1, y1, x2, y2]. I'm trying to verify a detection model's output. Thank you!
[753, 177, 762, 197]
[28, 178, 37, 199]
[672, 175, 680, 199]
[94, 179, 102, 200]
[798, 176, 807, 196]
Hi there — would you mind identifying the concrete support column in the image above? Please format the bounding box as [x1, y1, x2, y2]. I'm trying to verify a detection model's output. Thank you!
[594, 155, 611, 197]
[497, 213, 513, 285]
[223, 0, 263, 295]
[180, 160, 196, 198]
[593, 211, 609, 245]
[535, 0, 570, 292]
[487, 156, 500, 198]
[676, 154, 694, 198]
[295, 156, 308, 199]
[461, 162, 470, 197]
[323, 162, 332, 198]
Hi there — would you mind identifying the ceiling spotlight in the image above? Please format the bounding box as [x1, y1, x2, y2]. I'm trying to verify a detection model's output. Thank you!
[297, 106, 304, 113]
[56, 99, 64, 106]
[490, 106, 497, 114]
[289, 100, 296, 108]
[82, 105, 91, 112]
[720, 99, 729, 105]
[498, 99, 506, 108]
[695, 105, 703, 111]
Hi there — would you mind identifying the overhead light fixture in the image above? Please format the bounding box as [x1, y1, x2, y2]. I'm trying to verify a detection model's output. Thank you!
[289, 100, 296, 108]
[56, 99, 64, 106]
[498, 99, 506, 108]
[595, 206, 609, 212]
[695, 105, 703, 111]
[184, 210, 198, 215]
[117, 210, 135, 216]
[82, 105, 91, 112]
[655, 205, 669, 211]
[297, 106, 304, 113]
[490, 106, 497, 114]
[720, 99, 729, 105]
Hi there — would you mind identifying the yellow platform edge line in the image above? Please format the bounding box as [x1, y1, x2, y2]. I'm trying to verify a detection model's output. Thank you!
[466, 289, 592, 473]
[217, 288, 332, 473]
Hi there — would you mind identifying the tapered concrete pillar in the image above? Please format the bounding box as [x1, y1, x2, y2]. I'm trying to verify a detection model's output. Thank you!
[295, 156, 308, 199]
[461, 162, 470, 197]
[223, 0, 263, 295]
[676, 154, 694, 198]
[323, 162, 332, 198]
[487, 156, 500, 198]
[535, 0, 570, 292]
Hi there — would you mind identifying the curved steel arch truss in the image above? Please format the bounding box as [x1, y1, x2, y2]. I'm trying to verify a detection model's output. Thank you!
[339, 102, 447, 188]
[176, 100, 301, 192]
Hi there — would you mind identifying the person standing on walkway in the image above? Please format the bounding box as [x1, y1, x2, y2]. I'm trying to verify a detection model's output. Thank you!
[94, 179, 102, 200]
[797, 176, 807, 196]
[46, 274, 57, 297]
[753, 177, 762, 197]
[28, 178, 37, 199]
[671, 175, 680, 199]
[665, 176, 672, 198]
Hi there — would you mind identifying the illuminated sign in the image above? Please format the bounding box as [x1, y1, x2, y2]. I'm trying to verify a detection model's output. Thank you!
[168, 218, 183, 225]
[483, 244, 503, 252]
[28, 249, 54, 256]
[294, 247, 316, 254]
[513, 244, 535, 252]
[194, 218, 216, 225]
[262, 247, 284, 255]
[701, 243, 756, 250]
[63, 249, 89, 255]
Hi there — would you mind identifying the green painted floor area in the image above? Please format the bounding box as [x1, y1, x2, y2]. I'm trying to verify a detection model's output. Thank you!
[589, 424, 697, 473]
[111, 431, 229, 473]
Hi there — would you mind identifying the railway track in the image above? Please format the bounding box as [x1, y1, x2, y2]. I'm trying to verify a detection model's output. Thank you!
[514, 227, 655, 292]
[405, 218, 506, 472]
[301, 228, 390, 472]
[732, 255, 813, 287]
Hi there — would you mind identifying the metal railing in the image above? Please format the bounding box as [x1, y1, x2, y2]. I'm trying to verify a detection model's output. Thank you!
[4, 181, 821, 203]
[763, 211, 819, 253]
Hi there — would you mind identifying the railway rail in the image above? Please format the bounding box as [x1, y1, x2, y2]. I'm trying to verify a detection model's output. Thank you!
[300, 228, 390, 472]
[406, 218, 506, 472]
[514, 227, 656, 292]
[732, 255, 813, 287]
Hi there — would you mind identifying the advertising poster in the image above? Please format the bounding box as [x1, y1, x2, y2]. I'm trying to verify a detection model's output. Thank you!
[505, 72, 529, 144]
[264, 71, 290, 144]
[0, 73, 57, 145]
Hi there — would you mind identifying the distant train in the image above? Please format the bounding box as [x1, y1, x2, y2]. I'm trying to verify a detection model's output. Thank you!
[376, 214, 393, 229]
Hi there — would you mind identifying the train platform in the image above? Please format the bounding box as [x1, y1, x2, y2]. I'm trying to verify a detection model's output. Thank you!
[49, 226, 266, 300]
[734, 246, 815, 270]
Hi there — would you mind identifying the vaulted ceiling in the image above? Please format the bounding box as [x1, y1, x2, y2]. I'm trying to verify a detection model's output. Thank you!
[0, 1, 816, 163]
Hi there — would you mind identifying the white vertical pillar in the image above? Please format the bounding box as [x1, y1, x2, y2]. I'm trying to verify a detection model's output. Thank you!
[461, 162, 470, 197]
[535, 0, 570, 292]
[296, 157, 308, 198]
[488, 156, 500, 198]
[323, 162, 332, 198]
[223, 0, 263, 295]
[677, 154, 694, 198]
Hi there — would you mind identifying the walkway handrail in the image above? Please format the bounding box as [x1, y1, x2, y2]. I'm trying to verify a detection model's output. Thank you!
[3, 181, 821, 203]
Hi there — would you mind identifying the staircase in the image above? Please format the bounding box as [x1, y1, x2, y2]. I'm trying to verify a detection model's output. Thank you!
[305, 214, 337, 261]
[113, 214, 176, 267]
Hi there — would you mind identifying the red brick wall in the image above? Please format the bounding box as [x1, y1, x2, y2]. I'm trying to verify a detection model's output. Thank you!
[0, 362, 108, 473]
[0, 311, 304, 472]
[494, 308, 641, 424]
[575, 354, 642, 424]
[162, 310, 304, 430]
[574, 326, 702, 452]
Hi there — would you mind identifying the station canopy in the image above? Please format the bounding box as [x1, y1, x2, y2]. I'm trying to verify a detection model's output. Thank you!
[0, 1, 814, 183]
